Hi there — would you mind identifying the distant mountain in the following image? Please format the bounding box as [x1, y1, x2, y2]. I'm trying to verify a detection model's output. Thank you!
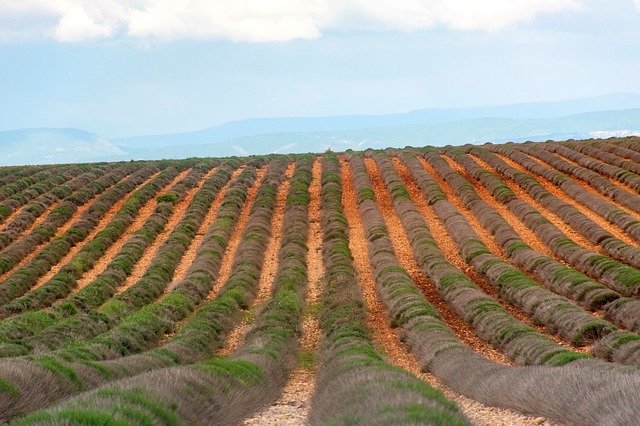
[2, 94, 640, 165]
[0, 128, 126, 165]
[113, 93, 640, 150]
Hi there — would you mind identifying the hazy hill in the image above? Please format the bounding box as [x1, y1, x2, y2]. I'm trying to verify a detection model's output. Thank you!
[2, 94, 640, 165]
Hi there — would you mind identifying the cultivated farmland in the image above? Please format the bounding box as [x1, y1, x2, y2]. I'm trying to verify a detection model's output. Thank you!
[1, 138, 640, 424]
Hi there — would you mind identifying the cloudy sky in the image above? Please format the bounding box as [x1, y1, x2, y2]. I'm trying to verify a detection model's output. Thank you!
[1, 0, 639, 138]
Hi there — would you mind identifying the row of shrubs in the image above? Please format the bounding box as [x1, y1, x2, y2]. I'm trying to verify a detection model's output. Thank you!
[0, 165, 91, 223]
[469, 146, 640, 271]
[418, 148, 618, 311]
[448, 150, 640, 298]
[0, 165, 49, 191]
[348, 151, 640, 425]
[0, 160, 265, 420]
[418, 151, 640, 352]
[553, 141, 640, 188]
[0, 164, 167, 315]
[0, 166, 74, 206]
[0, 162, 221, 357]
[365, 152, 589, 362]
[0, 165, 195, 317]
[12, 157, 312, 425]
[24, 160, 235, 359]
[592, 138, 640, 163]
[0, 162, 144, 277]
[484, 143, 640, 243]
[0, 166, 112, 251]
[430, 149, 640, 362]
[517, 142, 640, 215]
[308, 153, 469, 425]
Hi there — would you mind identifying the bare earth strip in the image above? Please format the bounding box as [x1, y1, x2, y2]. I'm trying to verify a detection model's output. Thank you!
[116, 167, 219, 295]
[494, 152, 639, 246]
[408, 157, 575, 350]
[0, 173, 134, 283]
[365, 157, 510, 363]
[31, 172, 163, 290]
[470, 155, 604, 256]
[244, 158, 324, 425]
[517, 151, 640, 220]
[73, 169, 192, 292]
[219, 163, 296, 356]
[340, 157, 547, 426]
[205, 167, 268, 301]
[170, 166, 245, 285]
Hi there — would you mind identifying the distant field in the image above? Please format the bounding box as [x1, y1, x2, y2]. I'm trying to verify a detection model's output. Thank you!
[1, 138, 640, 424]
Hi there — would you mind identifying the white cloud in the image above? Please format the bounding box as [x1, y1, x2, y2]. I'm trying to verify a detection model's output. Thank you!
[636, 0, 640, 11]
[0, 0, 582, 43]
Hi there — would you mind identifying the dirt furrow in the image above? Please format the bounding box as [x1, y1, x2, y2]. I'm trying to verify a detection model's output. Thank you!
[218, 163, 296, 356]
[244, 158, 324, 426]
[115, 167, 219, 295]
[518, 151, 640, 220]
[203, 166, 267, 302]
[470, 155, 604, 256]
[0, 175, 134, 283]
[541, 149, 640, 203]
[30, 172, 163, 290]
[435, 156, 557, 259]
[72, 169, 192, 293]
[365, 157, 510, 363]
[405, 156, 575, 350]
[340, 157, 547, 426]
[494, 152, 638, 246]
[171, 167, 245, 285]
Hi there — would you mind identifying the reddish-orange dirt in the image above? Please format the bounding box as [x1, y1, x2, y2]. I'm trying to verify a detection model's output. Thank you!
[218, 163, 296, 356]
[400, 156, 577, 351]
[203, 166, 268, 301]
[0, 172, 138, 283]
[495, 152, 640, 245]
[115, 166, 219, 295]
[469, 155, 603, 255]
[517, 151, 640, 220]
[364, 157, 510, 363]
[170, 167, 246, 285]
[31, 171, 164, 290]
[541, 149, 640, 205]
[340, 156, 545, 426]
[73, 169, 193, 292]
[243, 157, 324, 425]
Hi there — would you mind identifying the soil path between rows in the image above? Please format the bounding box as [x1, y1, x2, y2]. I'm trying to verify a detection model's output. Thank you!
[219, 163, 296, 356]
[340, 156, 548, 426]
[244, 157, 324, 425]
[115, 166, 219, 295]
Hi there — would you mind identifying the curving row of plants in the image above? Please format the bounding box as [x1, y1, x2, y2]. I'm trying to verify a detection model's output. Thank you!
[467, 145, 640, 271]
[0, 164, 166, 312]
[0, 165, 91, 223]
[346, 151, 640, 425]
[0, 166, 74, 206]
[515, 142, 640, 215]
[309, 153, 468, 425]
[484, 143, 640, 243]
[0, 166, 203, 357]
[361, 152, 588, 362]
[0, 166, 112, 251]
[13, 157, 312, 425]
[0, 160, 278, 420]
[0, 163, 144, 277]
[0, 164, 195, 317]
[6, 160, 234, 358]
[447, 151, 640, 297]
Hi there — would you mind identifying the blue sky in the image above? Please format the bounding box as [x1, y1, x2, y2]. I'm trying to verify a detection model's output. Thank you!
[1, 0, 639, 138]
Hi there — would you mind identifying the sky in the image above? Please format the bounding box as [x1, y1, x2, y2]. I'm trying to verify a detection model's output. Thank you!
[0, 0, 639, 139]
